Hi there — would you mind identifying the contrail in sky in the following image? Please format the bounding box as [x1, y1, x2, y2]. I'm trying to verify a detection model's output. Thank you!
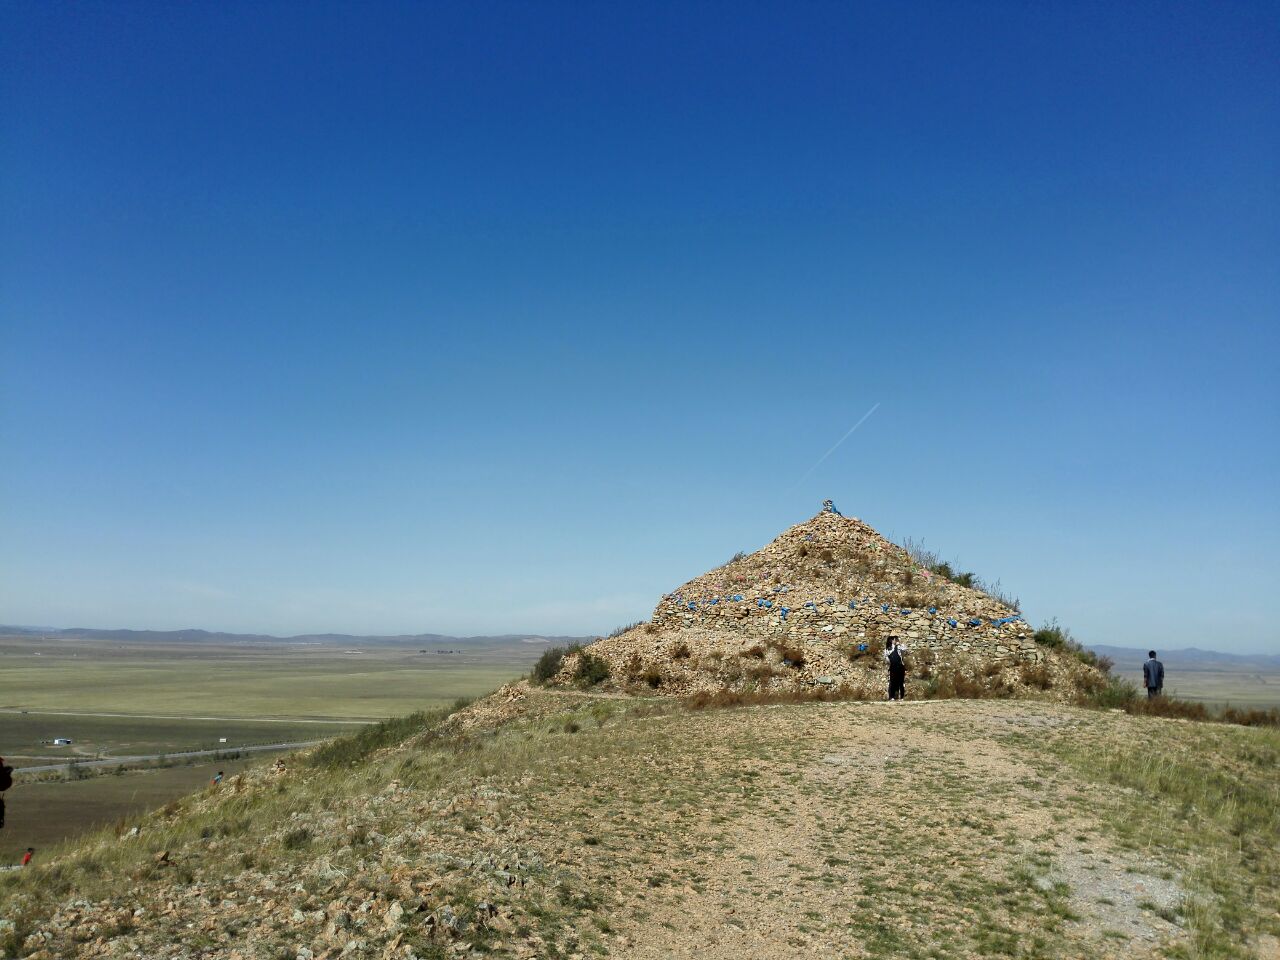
[793, 402, 881, 488]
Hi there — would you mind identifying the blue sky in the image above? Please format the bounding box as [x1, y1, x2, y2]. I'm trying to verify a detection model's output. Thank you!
[2, 2, 1276, 652]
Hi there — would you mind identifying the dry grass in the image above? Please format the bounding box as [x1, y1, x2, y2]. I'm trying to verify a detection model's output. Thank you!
[683, 687, 865, 710]
[2, 689, 1276, 960]
[1019, 663, 1053, 690]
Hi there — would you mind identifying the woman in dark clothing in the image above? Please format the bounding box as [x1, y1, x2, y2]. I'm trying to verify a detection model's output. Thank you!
[885, 636, 908, 701]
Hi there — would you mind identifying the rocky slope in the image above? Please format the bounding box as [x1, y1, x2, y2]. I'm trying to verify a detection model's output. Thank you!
[2, 690, 1276, 959]
[573, 509, 1103, 699]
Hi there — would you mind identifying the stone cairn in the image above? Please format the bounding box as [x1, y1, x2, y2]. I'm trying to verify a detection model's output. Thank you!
[573, 506, 1100, 699]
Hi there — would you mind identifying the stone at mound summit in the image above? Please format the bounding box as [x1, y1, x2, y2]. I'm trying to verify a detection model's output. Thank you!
[573, 509, 1100, 698]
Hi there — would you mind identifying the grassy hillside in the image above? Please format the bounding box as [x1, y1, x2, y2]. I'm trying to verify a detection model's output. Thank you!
[1, 688, 1276, 959]
[1, 759, 266, 862]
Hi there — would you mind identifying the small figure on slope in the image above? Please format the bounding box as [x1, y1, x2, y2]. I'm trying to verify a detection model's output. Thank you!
[885, 636, 908, 702]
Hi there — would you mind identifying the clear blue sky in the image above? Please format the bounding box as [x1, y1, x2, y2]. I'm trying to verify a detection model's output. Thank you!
[2, 2, 1276, 652]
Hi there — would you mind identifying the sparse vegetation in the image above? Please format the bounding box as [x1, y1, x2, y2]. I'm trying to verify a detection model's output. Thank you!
[1033, 620, 1109, 671]
[531, 645, 571, 684]
[307, 708, 450, 769]
[573, 651, 611, 687]
[1, 685, 1276, 959]
[902, 538, 1020, 607]
[1019, 663, 1053, 690]
[770, 643, 806, 668]
[281, 826, 312, 850]
[1076, 672, 1280, 728]
[606, 621, 644, 638]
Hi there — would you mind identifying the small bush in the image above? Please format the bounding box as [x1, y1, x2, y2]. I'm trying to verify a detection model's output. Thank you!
[573, 651, 611, 687]
[642, 667, 664, 689]
[1129, 696, 1209, 722]
[819, 548, 835, 565]
[607, 622, 643, 639]
[1082, 675, 1138, 709]
[307, 710, 442, 769]
[922, 672, 1011, 700]
[1077, 677, 1280, 727]
[1220, 706, 1280, 727]
[531, 645, 571, 684]
[845, 638, 880, 662]
[724, 551, 748, 566]
[282, 827, 312, 850]
[643, 623, 658, 634]
[671, 642, 691, 660]
[1033, 620, 1110, 673]
[1019, 663, 1053, 690]
[913, 653, 935, 680]
[743, 645, 766, 660]
[776, 645, 806, 669]
[1033, 624, 1066, 648]
[977, 578, 1020, 611]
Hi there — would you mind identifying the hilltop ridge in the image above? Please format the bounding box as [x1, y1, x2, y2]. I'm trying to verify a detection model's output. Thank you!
[1, 688, 1276, 959]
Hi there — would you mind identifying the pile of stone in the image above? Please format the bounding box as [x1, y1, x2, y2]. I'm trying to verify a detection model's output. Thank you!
[568, 508, 1101, 699]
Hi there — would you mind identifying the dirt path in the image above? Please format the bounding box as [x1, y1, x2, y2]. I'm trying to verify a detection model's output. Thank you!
[562, 700, 1189, 959]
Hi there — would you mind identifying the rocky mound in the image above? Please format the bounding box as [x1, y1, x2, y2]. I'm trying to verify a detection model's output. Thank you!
[566, 507, 1103, 699]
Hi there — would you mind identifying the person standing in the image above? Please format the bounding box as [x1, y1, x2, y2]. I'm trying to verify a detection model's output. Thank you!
[1143, 651, 1165, 698]
[212, 771, 224, 787]
[0, 755, 12, 830]
[21, 847, 33, 867]
[885, 636, 908, 701]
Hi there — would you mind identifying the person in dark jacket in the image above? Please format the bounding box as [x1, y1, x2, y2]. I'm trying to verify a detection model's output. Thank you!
[1143, 651, 1165, 698]
[0, 755, 11, 830]
[885, 637, 908, 701]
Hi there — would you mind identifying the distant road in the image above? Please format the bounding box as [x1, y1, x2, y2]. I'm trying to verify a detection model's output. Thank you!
[13, 739, 327, 775]
[0, 708, 377, 724]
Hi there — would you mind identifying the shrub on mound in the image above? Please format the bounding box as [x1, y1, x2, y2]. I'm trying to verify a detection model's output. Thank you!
[531, 644, 610, 687]
[532, 646, 570, 684]
[573, 650, 611, 687]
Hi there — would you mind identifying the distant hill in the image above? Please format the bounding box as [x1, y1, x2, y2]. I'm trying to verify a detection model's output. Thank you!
[0, 625, 592, 648]
[1088, 644, 1280, 672]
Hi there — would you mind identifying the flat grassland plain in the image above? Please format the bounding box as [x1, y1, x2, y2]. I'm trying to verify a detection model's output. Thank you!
[0, 634, 536, 720]
[0, 634, 541, 860]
